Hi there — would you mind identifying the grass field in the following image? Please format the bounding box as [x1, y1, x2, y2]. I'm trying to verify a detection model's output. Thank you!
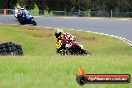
[0, 24, 132, 88]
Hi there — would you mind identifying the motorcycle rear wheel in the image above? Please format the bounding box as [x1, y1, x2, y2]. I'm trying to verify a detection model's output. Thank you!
[59, 49, 67, 55]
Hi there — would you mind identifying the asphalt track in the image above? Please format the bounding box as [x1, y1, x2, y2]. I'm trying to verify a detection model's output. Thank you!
[0, 15, 132, 42]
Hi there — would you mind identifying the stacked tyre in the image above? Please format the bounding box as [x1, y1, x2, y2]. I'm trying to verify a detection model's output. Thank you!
[0, 42, 23, 56]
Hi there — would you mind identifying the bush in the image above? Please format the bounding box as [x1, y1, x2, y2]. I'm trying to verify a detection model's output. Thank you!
[30, 4, 39, 16]
[44, 10, 55, 16]
[84, 9, 92, 17]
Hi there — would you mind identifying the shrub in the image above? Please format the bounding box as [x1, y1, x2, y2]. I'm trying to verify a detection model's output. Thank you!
[30, 4, 39, 16]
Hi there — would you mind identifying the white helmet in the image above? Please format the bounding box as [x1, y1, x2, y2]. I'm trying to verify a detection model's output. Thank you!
[20, 8, 24, 10]
[17, 6, 21, 9]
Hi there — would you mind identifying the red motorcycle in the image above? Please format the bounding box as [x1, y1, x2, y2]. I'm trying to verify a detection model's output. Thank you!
[56, 40, 91, 55]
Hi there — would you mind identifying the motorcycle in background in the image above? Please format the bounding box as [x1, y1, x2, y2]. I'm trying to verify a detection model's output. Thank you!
[17, 10, 37, 25]
[14, 8, 37, 25]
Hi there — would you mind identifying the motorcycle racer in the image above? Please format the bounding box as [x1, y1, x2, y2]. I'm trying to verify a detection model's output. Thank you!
[14, 6, 22, 18]
[14, 6, 27, 19]
[55, 28, 84, 49]
[15, 7, 36, 25]
[21, 8, 30, 18]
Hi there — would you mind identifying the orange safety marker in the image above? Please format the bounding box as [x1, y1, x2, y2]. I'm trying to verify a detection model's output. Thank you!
[4, 9, 7, 15]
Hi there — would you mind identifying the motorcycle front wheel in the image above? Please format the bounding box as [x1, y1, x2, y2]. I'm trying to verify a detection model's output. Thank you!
[31, 20, 37, 26]
[18, 20, 25, 25]
[81, 49, 91, 56]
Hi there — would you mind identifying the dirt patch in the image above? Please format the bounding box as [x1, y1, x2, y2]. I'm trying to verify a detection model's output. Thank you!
[77, 36, 95, 42]
[72, 33, 96, 42]
[19, 25, 55, 31]
[33, 33, 54, 39]
[19, 26, 55, 38]
[20, 26, 40, 30]
[43, 33, 54, 37]
[19, 26, 95, 41]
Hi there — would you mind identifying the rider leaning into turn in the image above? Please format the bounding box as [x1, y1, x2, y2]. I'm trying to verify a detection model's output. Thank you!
[55, 28, 84, 49]
[20, 8, 28, 17]
[14, 6, 21, 17]
[15, 6, 29, 17]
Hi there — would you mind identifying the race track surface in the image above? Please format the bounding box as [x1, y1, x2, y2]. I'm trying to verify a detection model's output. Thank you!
[0, 15, 132, 42]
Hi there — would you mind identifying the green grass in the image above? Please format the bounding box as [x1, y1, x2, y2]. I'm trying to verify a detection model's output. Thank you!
[0, 24, 132, 88]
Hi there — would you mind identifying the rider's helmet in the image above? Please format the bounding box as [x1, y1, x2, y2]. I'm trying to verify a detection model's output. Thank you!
[17, 6, 21, 9]
[55, 28, 64, 38]
[20, 8, 24, 10]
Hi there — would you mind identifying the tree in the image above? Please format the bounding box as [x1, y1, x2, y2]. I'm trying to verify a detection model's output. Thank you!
[0, 0, 17, 9]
